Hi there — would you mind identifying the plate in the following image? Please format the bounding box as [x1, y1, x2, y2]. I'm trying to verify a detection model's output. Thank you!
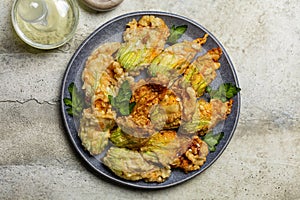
[61, 11, 240, 189]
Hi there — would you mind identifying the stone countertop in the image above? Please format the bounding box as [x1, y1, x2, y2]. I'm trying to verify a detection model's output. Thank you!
[1, 0, 299, 199]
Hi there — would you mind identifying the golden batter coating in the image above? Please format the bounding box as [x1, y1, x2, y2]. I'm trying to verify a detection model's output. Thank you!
[204, 98, 233, 132]
[171, 136, 209, 173]
[104, 130, 192, 182]
[183, 47, 223, 96]
[117, 15, 170, 73]
[131, 83, 167, 127]
[79, 108, 111, 155]
[180, 98, 233, 135]
[79, 43, 125, 155]
[141, 131, 192, 167]
[115, 78, 183, 138]
[148, 34, 208, 78]
[103, 146, 171, 183]
[82, 42, 121, 99]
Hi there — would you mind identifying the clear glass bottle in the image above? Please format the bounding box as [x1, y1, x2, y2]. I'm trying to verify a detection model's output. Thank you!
[11, 0, 79, 49]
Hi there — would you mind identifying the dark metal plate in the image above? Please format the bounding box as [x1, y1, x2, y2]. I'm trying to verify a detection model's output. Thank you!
[61, 11, 240, 189]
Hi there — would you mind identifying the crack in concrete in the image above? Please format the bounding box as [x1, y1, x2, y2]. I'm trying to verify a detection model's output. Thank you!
[0, 98, 59, 105]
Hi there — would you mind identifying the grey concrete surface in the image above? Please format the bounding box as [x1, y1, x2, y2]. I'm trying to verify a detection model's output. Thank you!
[1, 0, 299, 199]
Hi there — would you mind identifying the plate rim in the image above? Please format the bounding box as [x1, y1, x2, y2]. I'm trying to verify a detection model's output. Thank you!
[60, 10, 241, 189]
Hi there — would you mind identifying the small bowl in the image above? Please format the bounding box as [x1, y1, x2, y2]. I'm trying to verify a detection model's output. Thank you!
[11, 0, 79, 50]
[81, 0, 124, 11]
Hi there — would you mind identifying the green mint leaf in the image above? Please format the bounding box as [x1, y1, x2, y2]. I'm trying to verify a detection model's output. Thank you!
[64, 82, 84, 117]
[223, 83, 241, 99]
[221, 97, 227, 103]
[115, 80, 132, 103]
[129, 102, 136, 113]
[66, 107, 73, 116]
[68, 82, 75, 95]
[205, 86, 212, 93]
[203, 132, 224, 152]
[63, 98, 72, 106]
[119, 105, 130, 115]
[109, 80, 135, 116]
[167, 25, 188, 44]
[207, 83, 241, 102]
[108, 95, 115, 107]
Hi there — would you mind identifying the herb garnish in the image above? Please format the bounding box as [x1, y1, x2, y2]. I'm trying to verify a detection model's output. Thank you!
[108, 80, 136, 116]
[206, 83, 241, 102]
[202, 131, 224, 152]
[167, 25, 188, 44]
[63, 82, 84, 117]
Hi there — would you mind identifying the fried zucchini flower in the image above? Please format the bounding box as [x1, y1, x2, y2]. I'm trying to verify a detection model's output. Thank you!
[82, 42, 122, 100]
[171, 136, 209, 172]
[180, 98, 233, 135]
[141, 131, 192, 167]
[110, 127, 149, 149]
[103, 147, 171, 182]
[104, 130, 192, 182]
[148, 34, 208, 78]
[114, 78, 183, 138]
[117, 15, 170, 73]
[81, 42, 125, 129]
[79, 108, 111, 155]
[183, 47, 223, 97]
[79, 42, 126, 155]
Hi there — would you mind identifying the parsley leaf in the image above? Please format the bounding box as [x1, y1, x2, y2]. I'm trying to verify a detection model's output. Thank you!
[206, 83, 241, 102]
[167, 25, 188, 44]
[63, 82, 84, 117]
[108, 80, 135, 116]
[202, 131, 224, 152]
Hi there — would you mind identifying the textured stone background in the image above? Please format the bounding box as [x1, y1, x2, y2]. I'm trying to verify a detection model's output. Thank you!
[1, 0, 299, 199]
